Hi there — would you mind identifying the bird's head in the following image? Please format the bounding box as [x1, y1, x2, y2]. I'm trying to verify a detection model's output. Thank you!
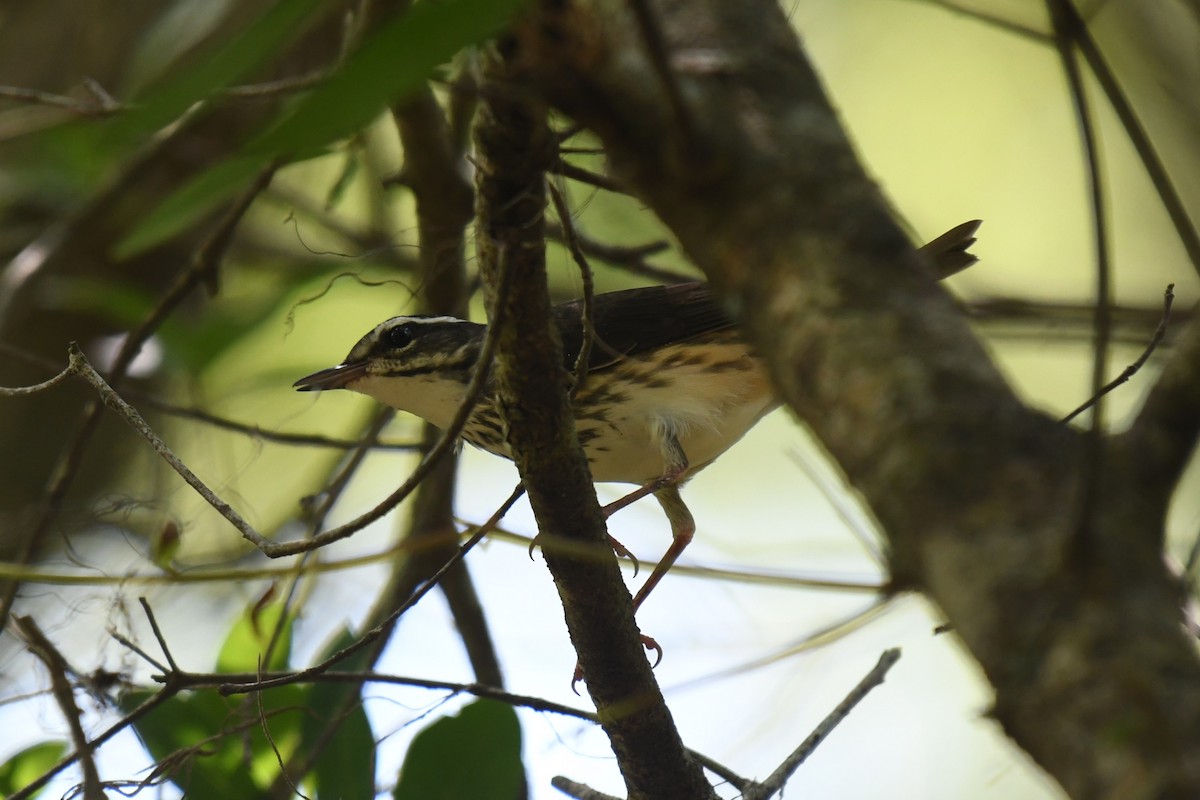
[294, 316, 485, 418]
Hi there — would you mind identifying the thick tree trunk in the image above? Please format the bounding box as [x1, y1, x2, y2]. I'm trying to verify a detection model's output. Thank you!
[505, 2, 1200, 797]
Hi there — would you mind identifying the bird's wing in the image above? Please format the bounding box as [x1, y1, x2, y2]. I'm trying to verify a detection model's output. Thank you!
[554, 282, 736, 372]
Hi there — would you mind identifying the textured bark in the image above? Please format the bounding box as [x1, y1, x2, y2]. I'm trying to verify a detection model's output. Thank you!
[473, 34, 716, 800]
[503, 2, 1200, 798]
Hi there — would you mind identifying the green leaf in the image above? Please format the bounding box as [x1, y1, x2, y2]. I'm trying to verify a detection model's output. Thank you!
[393, 700, 523, 800]
[302, 629, 376, 800]
[113, 154, 271, 260]
[109, 0, 334, 144]
[250, 0, 529, 156]
[0, 741, 67, 798]
[217, 597, 294, 673]
[124, 601, 309, 798]
[124, 688, 262, 800]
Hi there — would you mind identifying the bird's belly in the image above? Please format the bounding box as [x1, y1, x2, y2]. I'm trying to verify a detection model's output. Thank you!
[576, 346, 778, 484]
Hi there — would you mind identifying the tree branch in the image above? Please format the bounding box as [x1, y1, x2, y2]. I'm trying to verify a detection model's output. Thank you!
[513, 2, 1200, 797]
[473, 29, 714, 800]
[1121, 306, 1200, 499]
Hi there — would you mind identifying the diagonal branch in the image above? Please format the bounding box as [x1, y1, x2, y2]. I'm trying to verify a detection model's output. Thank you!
[512, 2, 1200, 797]
[1121, 307, 1200, 497]
[474, 32, 715, 800]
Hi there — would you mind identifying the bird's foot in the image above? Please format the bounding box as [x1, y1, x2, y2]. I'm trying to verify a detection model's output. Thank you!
[528, 532, 640, 577]
[571, 633, 662, 694]
[607, 533, 640, 577]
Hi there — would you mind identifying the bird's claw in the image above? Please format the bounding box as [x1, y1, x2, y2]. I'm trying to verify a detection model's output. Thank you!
[607, 534, 640, 577]
[570, 633, 663, 693]
[642, 633, 663, 668]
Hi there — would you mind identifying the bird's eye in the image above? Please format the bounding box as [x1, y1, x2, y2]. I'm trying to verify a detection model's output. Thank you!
[385, 323, 414, 349]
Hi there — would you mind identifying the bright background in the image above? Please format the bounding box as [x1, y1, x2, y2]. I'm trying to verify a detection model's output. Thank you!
[1, 1, 1198, 798]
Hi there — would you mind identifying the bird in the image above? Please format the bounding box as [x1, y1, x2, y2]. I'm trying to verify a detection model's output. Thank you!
[294, 221, 980, 634]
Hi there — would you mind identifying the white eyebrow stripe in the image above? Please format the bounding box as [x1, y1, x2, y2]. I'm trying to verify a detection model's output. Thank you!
[394, 316, 469, 325]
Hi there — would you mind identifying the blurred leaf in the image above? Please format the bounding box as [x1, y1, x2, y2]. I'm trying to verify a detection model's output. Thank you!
[324, 145, 362, 211]
[393, 700, 523, 800]
[250, 0, 530, 156]
[124, 601, 309, 798]
[51, 270, 308, 373]
[123, 687, 261, 800]
[126, 0, 240, 95]
[113, 154, 271, 260]
[109, 0, 333, 145]
[302, 628, 376, 800]
[0, 741, 67, 798]
[217, 597, 292, 673]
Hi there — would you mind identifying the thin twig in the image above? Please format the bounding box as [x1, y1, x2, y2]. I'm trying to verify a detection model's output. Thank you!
[910, 0, 1050, 42]
[1062, 284, 1176, 424]
[166, 666, 595, 720]
[133, 395, 418, 450]
[0, 341, 416, 449]
[18, 160, 281, 621]
[67, 344, 273, 551]
[687, 751, 753, 792]
[1047, 0, 1112, 554]
[255, 663, 311, 800]
[64, 244, 502, 558]
[138, 597, 181, 674]
[218, 483, 525, 696]
[549, 777, 623, 800]
[0, 363, 74, 396]
[549, 158, 627, 194]
[222, 70, 328, 98]
[8, 665, 179, 800]
[544, 221, 691, 283]
[548, 181, 597, 397]
[14, 617, 106, 800]
[1059, 0, 1200, 277]
[108, 630, 168, 675]
[743, 649, 902, 800]
[0, 84, 120, 116]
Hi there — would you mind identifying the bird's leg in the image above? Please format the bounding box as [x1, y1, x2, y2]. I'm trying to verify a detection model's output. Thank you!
[599, 428, 689, 578]
[608, 431, 693, 668]
[574, 428, 690, 688]
[632, 483, 695, 614]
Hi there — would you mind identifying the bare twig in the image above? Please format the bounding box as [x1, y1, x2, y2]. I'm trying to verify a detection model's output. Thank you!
[0, 84, 121, 116]
[0, 340, 417, 448]
[549, 158, 627, 194]
[1047, 0, 1112, 552]
[8, 669, 180, 800]
[1054, 0, 1200, 277]
[12, 160, 282, 633]
[137, 597, 181, 674]
[548, 181, 597, 396]
[223, 70, 328, 98]
[63, 246, 508, 558]
[743, 649, 902, 800]
[911, 0, 1049, 42]
[14, 616, 105, 800]
[550, 778, 623, 800]
[0, 363, 74, 396]
[218, 483, 525, 696]
[544, 221, 691, 283]
[108, 630, 168, 675]
[133, 395, 418, 451]
[1062, 284, 1176, 424]
[67, 344, 273, 551]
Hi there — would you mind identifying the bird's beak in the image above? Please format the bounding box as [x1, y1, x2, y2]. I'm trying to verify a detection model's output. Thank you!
[294, 361, 368, 391]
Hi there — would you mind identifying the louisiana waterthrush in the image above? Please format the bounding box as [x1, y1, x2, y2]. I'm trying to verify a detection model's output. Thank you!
[295, 221, 979, 620]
